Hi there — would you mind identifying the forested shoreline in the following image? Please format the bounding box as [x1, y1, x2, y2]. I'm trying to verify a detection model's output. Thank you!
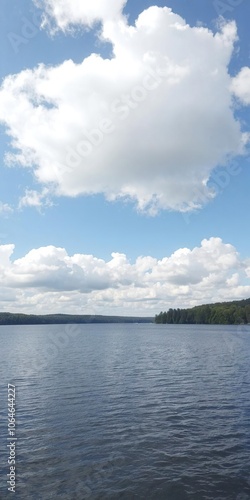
[2, 298, 250, 325]
[0, 313, 153, 325]
[155, 298, 250, 325]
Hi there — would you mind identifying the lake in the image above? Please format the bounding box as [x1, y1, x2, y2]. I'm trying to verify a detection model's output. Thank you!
[0, 323, 250, 499]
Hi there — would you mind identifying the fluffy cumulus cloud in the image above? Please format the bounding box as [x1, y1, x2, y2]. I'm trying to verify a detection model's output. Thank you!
[231, 66, 250, 105]
[18, 188, 53, 209]
[34, 0, 127, 32]
[0, 2, 248, 213]
[0, 238, 249, 316]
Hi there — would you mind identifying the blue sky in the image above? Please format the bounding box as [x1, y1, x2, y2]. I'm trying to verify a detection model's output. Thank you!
[0, 0, 249, 315]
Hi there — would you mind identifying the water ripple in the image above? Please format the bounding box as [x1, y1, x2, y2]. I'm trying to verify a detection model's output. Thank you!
[0, 324, 250, 499]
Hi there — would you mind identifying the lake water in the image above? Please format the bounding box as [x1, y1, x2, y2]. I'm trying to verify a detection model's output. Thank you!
[0, 323, 250, 499]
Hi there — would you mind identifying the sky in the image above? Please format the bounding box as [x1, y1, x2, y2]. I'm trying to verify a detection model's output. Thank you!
[0, 0, 249, 316]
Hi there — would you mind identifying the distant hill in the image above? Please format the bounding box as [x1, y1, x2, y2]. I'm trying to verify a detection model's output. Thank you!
[155, 298, 250, 325]
[0, 313, 154, 326]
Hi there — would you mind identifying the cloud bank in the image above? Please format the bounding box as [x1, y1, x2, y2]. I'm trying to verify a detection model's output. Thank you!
[0, 2, 248, 213]
[0, 238, 249, 316]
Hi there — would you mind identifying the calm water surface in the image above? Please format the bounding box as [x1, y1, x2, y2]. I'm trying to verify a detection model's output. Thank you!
[0, 323, 250, 499]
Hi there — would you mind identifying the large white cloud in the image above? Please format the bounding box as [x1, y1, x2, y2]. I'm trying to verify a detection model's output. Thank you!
[0, 4, 247, 214]
[0, 238, 249, 316]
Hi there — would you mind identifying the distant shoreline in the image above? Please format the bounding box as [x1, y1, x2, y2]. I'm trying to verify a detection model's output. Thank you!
[2, 296, 250, 326]
[0, 313, 154, 326]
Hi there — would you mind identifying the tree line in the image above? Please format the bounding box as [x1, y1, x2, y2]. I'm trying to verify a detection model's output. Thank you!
[155, 298, 250, 325]
[0, 313, 154, 325]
